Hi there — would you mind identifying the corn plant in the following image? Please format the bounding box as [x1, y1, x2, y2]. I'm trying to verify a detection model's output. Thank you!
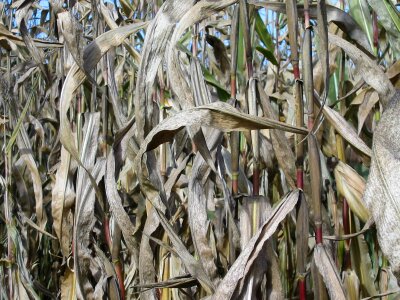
[1, 0, 400, 299]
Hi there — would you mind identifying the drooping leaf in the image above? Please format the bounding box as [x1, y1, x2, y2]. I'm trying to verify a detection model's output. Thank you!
[255, 46, 278, 66]
[318, 100, 372, 157]
[250, 1, 372, 53]
[328, 33, 395, 107]
[363, 90, 400, 281]
[211, 190, 300, 299]
[314, 244, 347, 300]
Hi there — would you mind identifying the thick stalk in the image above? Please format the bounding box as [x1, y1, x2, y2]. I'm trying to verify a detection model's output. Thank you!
[303, 0, 322, 243]
[303, 1, 326, 298]
[286, 1, 307, 297]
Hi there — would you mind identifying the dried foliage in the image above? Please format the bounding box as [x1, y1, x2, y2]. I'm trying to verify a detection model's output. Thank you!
[1, 0, 400, 299]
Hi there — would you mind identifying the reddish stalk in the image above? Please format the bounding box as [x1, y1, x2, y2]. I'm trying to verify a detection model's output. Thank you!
[299, 280, 307, 300]
[286, 0, 306, 296]
[373, 11, 379, 50]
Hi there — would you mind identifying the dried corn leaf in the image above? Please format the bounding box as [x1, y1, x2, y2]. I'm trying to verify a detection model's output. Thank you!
[328, 33, 395, 107]
[363, 91, 400, 280]
[314, 244, 347, 300]
[0, 23, 63, 48]
[134, 101, 307, 169]
[188, 129, 222, 284]
[134, 0, 195, 142]
[167, 0, 236, 110]
[250, 1, 371, 52]
[59, 22, 146, 207]
[153, 206, 215, 294]
[320, 102, 372, 157]
[257, 81, 296, 189]
[343, 270, 360, 300]
[51, 145, 74, 256]
[335, 161, 369, 222]
[105, 149, 137, 254]
[358, 90, 379, 134]
[211, 190, 300, 299]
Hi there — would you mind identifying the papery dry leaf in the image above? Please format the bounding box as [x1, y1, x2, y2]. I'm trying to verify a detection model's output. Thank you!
[59, 22, 146, 209]
[134, 0, 196, 142]
[314, 244, 347, 300]
[328, 33, 395, 107]
[51, 144, 75, 257]
[73, 113, 106, 298]
[358, 90, 379, 134]
[133, 101, 307, 170]
[211, 190, 300, 299]
[105, 149, 137, 255]
[335, 161, 370, 222]
[188, 129, 222, 285]
[258, 81, 296, 189]
[343, 270, 360, 300]
[320, 101, 372, 157]
[363, 90, 400, 281]
[0, 23, 63, 48]
[60, 268, 76, 300]
[153, 206, 215, 293]
[57, 11, 84, 68]
[250, 1, 371, 53]
[352, 229, 379, 296]
[167, 0, 236, 110]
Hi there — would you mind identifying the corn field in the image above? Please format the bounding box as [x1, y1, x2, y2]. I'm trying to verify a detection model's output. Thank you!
[1, 0, 400, 299]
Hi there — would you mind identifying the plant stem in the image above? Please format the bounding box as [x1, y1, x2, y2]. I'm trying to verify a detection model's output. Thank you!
[230, 5, 239, 196]
[239, 0, 259, 196]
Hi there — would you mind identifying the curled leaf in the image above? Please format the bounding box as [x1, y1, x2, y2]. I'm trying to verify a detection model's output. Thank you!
[335, 161, 370, 222]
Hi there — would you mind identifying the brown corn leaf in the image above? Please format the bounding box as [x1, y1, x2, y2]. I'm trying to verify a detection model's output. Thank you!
[328, 33, 395, 107]
[251, 1, 371, 53]
[57, 11, 84, 68]
[314, 244, 347, 300]
[16, 128, 46, 235]
[59, 22, 146, 208]
[343, 270, 360, 300]
[352, 229, 379, 296]
[134, 0, 196, 142]
[357, 90, 379, 134]
[205, 34, 230, 76]
[153, 206, 215, 294]
[363, 90, 400, 281]
[167, 0, 236, 110]
[319, 101, 372, 157]
[211, 190, 300, 299]
[188, 129, 222, 285]
[51, 145, 74, 256]
[257, 81, 296, 189]
[60, 268, 76, 300]
[105, 149, 137, 255]
[334, 161, 370, 222]
[134, 101, 307, 169]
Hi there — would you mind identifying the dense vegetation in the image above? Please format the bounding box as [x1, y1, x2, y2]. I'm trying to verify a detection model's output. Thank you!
[1, 0, 400, 299]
